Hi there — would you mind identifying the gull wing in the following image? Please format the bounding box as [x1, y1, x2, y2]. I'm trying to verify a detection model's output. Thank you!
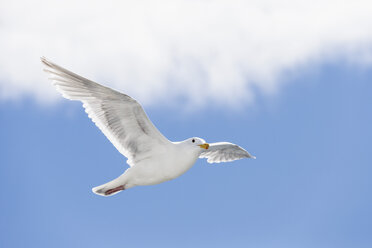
[41, 57, 170, 167]
[199, 142, 255, 164]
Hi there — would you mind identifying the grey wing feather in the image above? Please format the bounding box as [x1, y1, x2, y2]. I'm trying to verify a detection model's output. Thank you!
[199, 142, 255, 164]
[41, 57, 170, 166]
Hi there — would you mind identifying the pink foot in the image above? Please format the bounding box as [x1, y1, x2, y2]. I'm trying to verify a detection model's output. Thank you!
[105, 185, 124, 195]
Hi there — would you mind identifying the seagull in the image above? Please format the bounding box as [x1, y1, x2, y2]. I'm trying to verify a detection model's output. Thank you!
[41, 57, 255, 196]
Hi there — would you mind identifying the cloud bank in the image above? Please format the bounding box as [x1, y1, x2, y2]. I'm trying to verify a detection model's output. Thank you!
[1, 0, 372, 108]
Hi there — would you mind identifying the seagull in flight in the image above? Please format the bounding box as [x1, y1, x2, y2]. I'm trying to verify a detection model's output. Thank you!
[41, 57, 255, 196]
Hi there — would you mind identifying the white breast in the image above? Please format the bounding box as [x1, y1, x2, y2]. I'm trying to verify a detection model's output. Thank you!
[125, 143, 200, 186]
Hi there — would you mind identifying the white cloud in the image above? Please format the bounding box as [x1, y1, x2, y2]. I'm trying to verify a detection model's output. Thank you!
[1, 0, 372, 108]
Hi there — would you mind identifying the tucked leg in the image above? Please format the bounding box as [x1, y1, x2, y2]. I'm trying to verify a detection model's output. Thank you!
[105, 185, 125, 195]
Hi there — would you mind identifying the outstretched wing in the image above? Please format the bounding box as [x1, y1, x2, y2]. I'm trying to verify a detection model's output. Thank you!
[199, 142, 255, 163]
[41, 57, 170, 166]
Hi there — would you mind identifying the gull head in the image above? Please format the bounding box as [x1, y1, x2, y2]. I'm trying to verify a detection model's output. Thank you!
[185, 137, 209, 150]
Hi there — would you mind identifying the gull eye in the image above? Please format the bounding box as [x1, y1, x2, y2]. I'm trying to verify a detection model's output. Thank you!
[192, 139, 195, 143]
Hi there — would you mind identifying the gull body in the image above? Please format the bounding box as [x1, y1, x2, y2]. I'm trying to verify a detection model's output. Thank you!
[41, 57, 255, 197]
[97, 138, 206, 195]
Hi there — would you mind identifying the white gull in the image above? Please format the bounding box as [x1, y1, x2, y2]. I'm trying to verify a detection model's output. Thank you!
[41, 57, 255, 196]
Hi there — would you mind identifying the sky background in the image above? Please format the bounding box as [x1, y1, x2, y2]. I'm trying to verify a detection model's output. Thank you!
[1, 1, 372, 248]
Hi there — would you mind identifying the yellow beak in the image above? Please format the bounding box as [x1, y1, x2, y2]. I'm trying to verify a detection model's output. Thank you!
[199, 143, 209, 149]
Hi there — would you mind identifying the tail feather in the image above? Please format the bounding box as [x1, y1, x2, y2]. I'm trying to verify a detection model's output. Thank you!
[92, 172, 128, 197]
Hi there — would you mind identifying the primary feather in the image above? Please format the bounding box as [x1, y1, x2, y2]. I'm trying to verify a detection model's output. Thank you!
[199, 142, 255, 163]
[41, 57, 170, 167]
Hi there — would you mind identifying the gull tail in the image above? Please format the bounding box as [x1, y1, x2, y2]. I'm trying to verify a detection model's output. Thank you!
[92, 172, 129, 197]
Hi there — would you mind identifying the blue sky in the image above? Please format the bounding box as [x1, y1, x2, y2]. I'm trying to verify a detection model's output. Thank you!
[1, 62, 372, 248]
[2, 1, 372, 247]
